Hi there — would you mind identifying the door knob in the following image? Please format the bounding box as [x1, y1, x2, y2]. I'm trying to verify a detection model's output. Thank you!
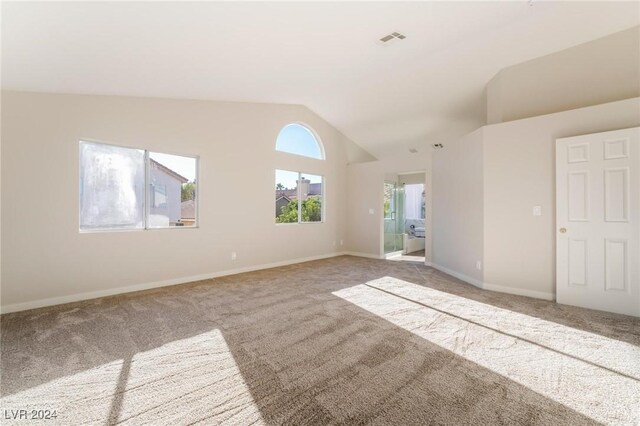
[559, 228, 567, 234]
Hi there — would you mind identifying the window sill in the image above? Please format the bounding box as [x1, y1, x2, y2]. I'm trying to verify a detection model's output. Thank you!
[275, 221, 325, 226]
[80, 225, 199, 233]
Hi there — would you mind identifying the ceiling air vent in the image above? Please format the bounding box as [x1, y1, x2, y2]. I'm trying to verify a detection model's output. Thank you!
[377, 32, 407, 46]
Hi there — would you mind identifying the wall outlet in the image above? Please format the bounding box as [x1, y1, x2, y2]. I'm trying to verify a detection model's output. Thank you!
[231, 252, 237, 261]
[369, 208, 375, 215]
[476, 261, 482, 270]
[340, 239, 344, 246]
[533, 205, 542, 216]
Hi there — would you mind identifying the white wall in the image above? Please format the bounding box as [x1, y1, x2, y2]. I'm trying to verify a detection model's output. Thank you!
[432, 97, 640, 300]
[487, 26, 640, 124]
[346, 153, 432, 260]
[1, 91, 361, 311]
[431, 128, 484, 285]
[483, 97, 640, 299]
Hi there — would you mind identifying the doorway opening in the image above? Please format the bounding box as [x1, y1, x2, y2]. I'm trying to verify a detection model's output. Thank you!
[383, 172, 426, 262]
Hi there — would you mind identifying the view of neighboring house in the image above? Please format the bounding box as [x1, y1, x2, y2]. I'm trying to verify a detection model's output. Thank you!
[149, 159, 190, 226]
[275, 178, 321, 216]
[275, 194, 292, 217]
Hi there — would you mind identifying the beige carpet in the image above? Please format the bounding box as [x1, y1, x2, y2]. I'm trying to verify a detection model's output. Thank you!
[1, 256, 639, 425]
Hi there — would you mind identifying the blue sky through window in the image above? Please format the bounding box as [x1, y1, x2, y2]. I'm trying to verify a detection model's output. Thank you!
[276, 169, 299, 190]
[276, 124, 323, 159]
[150, 152, 197, 182]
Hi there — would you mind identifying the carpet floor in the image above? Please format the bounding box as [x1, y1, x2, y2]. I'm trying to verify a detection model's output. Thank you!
[1, 256, 638, 425]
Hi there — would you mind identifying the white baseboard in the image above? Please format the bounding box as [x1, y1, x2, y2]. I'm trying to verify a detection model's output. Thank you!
[0, 251, 349, 314]
[343, 251, 384, 260]
[482, 282, 555, 301]
[428, 263, 554, 301]
[384, 250, 403, 259]
[2, 253, 555, 314]
[429, 263, 484, 288]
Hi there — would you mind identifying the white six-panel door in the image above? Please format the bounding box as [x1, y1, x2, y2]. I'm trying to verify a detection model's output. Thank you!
[556, 127, 639, 317]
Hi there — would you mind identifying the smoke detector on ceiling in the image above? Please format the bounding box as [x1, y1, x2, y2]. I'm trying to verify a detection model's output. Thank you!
[377, 32, 407, 46]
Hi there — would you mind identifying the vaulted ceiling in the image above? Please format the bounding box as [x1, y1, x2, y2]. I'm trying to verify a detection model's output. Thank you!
[3, 2, 638, 158]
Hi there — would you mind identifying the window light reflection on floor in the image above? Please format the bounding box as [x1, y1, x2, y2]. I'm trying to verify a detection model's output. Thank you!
[0, 330, 264, 425]
[333, 277, 640, 425]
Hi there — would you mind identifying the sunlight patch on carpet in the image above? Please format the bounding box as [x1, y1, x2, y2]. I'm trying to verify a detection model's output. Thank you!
[0, 330, 264, 425]
[333, 277, 640, 425]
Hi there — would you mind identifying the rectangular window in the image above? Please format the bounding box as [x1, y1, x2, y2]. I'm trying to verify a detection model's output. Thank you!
[79, 141, 198, 231]
[152, 184, 167, 208]
[80, 142, 145, 230]
[275, 169, 323, 224]
[148, 151, 197, 228]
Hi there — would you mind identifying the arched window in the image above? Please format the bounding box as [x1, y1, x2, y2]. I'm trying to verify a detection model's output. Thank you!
[275, 123, 324, 160]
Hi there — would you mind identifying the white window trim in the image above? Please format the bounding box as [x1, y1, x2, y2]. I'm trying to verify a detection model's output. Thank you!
[79, 139, 199, 233]
[275, 170, 325, 225]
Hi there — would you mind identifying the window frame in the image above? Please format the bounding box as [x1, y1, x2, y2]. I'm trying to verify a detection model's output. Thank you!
[79, 139, 199, 233]
[274, 169, 325, 225]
